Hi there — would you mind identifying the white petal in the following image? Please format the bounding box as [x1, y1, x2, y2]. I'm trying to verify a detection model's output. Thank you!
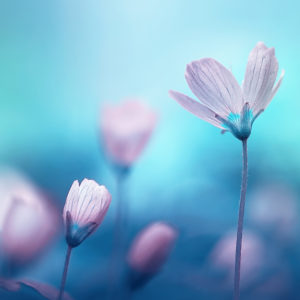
[63, 180, 80, 223]
[185, 58, 243, 116]
[242, 42, 279, 115]
[260, 69, 285, 112]
[169, 90, 224, 129]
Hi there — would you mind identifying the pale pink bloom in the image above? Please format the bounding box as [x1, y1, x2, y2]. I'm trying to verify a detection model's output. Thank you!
[210, 231, 264, 284]
[63, 179, 111, 247]
[0, 168, 58, 263]
[100, 100, 157, 166]
[249, 184, 298, 237]
[169, 42, 284, 140]
[128, 222, 177, 274]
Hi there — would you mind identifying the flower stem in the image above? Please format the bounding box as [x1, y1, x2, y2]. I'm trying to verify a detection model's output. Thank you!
[58, 245, 72, 300]
[107, 170, 128, 299]
[234, 139, 248, 300]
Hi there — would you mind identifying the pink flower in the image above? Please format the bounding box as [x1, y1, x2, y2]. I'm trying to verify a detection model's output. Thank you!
[127, 222, 177, 274]
[100, 100, 157, 167]
[249, 184, 298, 237]
[169, 42, 284, 140]
[63, 179, 111, 247]
[210, 231, 264, 284]
[0, 169, 58, 264]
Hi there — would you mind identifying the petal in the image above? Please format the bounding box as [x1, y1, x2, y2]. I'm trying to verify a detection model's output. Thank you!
[242, 42, 279, 115]
[63, 180, 80, 223]
[78, 185, 111, 226]
[75, 179, 99, 224]
[259, 69, 285, 112]
[185, 58, 243, 116]
[169, 90, 224, 129]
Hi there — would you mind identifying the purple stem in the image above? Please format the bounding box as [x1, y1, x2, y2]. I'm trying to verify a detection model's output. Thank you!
[107, 171, 127, 299]
[234, 139, 248, 300]
[58, 245, 72, 300]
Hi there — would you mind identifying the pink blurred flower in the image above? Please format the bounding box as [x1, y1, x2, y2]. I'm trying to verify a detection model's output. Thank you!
[0, 168, 58, 264]
[63, 179, 111, 247]
[210, 231, 264, 285]
[169, 42, 284, 140]
[100, 100, 157, 167]
[249, 184, 298, 237]
[128, 222, 177, 275]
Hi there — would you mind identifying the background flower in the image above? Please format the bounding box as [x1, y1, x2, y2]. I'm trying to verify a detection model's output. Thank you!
[100, 100, 157, 167]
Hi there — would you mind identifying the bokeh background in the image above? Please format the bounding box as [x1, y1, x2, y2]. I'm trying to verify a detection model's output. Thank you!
[0, 0, 299, 299]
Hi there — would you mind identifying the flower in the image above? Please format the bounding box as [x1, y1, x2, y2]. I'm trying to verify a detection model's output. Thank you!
[210, 231, 264, 285]
[249, 184, 298, 237]
[0, 168, 58, 264]
[127, 222, 177, 275]
[100, 100, 157, 168]
[169, 42, 284, 140]
[63, 179, 111, 247]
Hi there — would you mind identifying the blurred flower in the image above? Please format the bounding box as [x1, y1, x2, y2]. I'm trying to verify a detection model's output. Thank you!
[100, 100, 157, 167]
[63, 179, 111, 248]
[0, 168, 58, 265]
[127, 222, 177, 290]
[210, 231, 264, 285]
[248, 184, 298, 238]
[169, 42, 284, 140]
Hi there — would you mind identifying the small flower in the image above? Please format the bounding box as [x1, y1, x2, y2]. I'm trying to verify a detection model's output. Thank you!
[100, 100, 157, 168]
[127, 222, 177, 289]
[249, 184, 298, 237]
[0, 169, 58, 264]
[210, 231, 264, 285]
[169, 42, 284, 140]
[63, 179, 111, 248]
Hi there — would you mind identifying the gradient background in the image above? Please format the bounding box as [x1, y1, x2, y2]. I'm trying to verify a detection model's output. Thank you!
[0, 1, 299, 299]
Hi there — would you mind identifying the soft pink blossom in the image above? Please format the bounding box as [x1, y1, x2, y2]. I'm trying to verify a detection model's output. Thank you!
[128, 222, 177, 274]
[100, 100, 157, 166]
[210, 231, 264, 284]
[63, 179, 111, 247]
[169, 42, 284, 140]
[0, 168, 58, 263]
[249, 184, 298, 237]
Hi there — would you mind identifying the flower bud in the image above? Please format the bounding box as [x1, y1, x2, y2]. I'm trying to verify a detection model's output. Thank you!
[127, 222, 177, 289]
[100, 100, 157, 167]
[63, 179, 111, 247]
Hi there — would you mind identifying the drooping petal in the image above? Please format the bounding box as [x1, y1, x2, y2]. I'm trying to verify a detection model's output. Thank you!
[242, 42, 280, 115]
[185, 58, 243, 116]
[169, 90, 224, 129]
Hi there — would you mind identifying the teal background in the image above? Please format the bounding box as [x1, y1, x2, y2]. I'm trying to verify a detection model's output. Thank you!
[0, 1, 299, 299]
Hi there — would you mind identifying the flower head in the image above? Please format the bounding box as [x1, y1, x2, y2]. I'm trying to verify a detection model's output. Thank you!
[249, 184, 298, 237]
[128, 222, 177, 275]
[169, 42, 284, 140]
[100, 100, 157, 168]
[63, 179, 111, 248]
[0, 169, 58, 264]
[210, 231, 264, 284]
[2, 199, 58, 264]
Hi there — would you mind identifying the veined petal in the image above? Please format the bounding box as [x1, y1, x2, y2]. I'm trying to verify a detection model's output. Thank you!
[169, 90, 224, 129]
[258, 69, 285, 112]
[185, 58, 243, 116]
[242, 42, 279, 115]
[63, 180, 80, 224]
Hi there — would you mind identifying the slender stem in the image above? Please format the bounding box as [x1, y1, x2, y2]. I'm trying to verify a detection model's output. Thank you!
[58, 245, 72, 300]
[234, 139, 248, 300]
[107, 170, 128, 299]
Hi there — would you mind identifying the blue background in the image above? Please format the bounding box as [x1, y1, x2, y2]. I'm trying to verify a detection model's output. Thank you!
[0, 1, 299, 299]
